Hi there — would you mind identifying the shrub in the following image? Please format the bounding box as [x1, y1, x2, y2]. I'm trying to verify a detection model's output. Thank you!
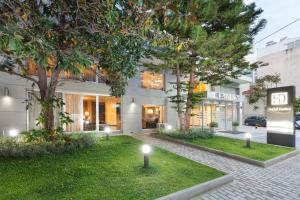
[158, 128, 213, 140]
[232, 121, 239, 126]
[0, 133, 97, 159]
[209, 122, 218, 128]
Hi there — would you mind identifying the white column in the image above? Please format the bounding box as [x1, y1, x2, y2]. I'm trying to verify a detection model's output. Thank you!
[96, 95, 99, 132]
[62, 93, 66, 131]
[80, 95, 84, 132]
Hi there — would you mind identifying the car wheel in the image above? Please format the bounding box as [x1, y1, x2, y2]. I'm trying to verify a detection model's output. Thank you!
[245, 122, 249, 126]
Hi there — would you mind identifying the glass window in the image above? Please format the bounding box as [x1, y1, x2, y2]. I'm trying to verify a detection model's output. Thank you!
[194, 82, 207, 93]
[142, 105, 164, 129]
[99, 96, 121, 131]
[83, 96, 97, 131]
[65, 94, 81, 132]
[141, 71, 164, 90]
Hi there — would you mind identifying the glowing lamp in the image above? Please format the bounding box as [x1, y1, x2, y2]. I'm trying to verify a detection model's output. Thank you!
[9, 129, 18, 137]
[166, 124, 172, 131]
[245, 133, 251, 148]
[104, 126, 111, 140]
[142, 144, 151, 168]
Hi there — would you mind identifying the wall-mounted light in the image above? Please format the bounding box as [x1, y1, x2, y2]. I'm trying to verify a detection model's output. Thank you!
[4, 87, 9, 96]
[132, 97, 136, 103]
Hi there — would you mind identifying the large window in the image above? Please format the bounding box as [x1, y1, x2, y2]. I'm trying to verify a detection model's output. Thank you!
[141, 71, 164, 90]
[142, 105, 164, 129]
[99, 96, 121, 131]
[65, 94, 81, 132]
[83, 96, 97, 131]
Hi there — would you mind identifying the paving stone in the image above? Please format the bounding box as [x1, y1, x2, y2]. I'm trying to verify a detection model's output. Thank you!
[132, 134, 300, 200]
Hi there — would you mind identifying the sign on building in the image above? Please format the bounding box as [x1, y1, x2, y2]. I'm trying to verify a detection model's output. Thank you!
[266, 86, 295, 147]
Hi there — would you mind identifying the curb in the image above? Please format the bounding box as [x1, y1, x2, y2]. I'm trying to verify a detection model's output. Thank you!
[152, 134, 300, 168]
[156, 174, 233, 200]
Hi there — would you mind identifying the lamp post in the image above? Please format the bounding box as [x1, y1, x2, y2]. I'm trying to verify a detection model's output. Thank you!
[142, 144, 151, 168]
[104, 126, 111, 140]
[245, 133, 251, 148]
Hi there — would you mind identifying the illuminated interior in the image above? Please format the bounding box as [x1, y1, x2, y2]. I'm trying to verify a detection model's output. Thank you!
[141, 71, 164, 90]
[142, 105, 164, 129]
[98, 96, 121, 131]
[194, 82, 207, 93]
[190, 103, 237, 129]
[83, 96, 97, 131]
[65, 95, 121, 132]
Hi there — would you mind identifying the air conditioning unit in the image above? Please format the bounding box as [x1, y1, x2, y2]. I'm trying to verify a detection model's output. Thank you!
[157, 123, 167, 129]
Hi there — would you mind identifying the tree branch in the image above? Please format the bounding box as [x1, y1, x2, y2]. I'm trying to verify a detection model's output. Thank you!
[0, 66, 39, 84]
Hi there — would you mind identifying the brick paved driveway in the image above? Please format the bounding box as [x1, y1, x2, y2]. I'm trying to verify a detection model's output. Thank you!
[133, 134, 300, 200]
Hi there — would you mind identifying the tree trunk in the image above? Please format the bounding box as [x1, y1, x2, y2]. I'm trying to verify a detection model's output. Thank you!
[175, 63, 183, 130]
[184, 65, 196, 130]
[37, 66, 60, 137]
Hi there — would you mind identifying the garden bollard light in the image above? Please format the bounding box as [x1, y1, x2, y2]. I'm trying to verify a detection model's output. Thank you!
[142, 144, 151, 168]
[245, 133, 251, 148]
[104, 126, 111, 140]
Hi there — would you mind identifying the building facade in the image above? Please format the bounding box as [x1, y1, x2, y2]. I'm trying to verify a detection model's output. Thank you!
[0, 65, 250, 135]
[242, 37, 300, 118]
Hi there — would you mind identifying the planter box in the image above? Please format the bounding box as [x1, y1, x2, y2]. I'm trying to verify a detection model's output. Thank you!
[156, 174, 233, 200]
[152, 134, 300, 168]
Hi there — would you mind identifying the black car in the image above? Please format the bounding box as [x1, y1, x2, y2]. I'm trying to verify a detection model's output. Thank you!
[244, 116, 266, 127]
[295, 114, 300, 129]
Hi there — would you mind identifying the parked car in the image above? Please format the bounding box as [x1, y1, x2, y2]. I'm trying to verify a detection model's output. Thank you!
[295, 114, 300, 129]
[244, 116, 266, 127]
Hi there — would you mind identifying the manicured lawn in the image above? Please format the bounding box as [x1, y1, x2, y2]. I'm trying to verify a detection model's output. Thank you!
[0, 135, 224, 200]
[180, 136, 295, 161]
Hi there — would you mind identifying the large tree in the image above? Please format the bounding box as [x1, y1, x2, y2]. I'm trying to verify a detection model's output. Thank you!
[0, 0, 149, 137]
[146, 0, 266, 130]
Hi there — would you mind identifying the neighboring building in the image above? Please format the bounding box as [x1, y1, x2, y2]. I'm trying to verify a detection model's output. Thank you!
[242, 37, 300, 118]
[0, 61, 250, 135]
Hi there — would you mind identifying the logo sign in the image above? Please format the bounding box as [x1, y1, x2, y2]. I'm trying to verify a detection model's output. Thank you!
[271, 92, 288, 105]
[206, 92, 241, 102]
[266, 86, 295, 147]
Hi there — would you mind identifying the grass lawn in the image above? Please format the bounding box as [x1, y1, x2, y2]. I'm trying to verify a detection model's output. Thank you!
[0, 135, 224, 200]
[178, 136, 295, 161]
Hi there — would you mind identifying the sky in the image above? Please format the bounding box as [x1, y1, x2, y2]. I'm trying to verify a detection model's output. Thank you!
[245, 0, 300, 56]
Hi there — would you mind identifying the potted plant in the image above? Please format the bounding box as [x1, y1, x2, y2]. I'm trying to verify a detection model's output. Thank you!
[232, 121, 239, 133]
[209, 122, 218, 134]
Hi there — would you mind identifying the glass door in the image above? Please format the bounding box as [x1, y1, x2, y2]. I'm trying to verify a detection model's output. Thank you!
[142, 105, 164, 129]
[216, 104, 226, 129]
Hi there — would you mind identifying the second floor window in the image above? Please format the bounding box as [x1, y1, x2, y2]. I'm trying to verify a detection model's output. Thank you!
[141, 71, 164, 90]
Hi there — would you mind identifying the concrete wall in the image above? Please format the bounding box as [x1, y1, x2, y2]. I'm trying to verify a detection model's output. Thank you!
[257, 46, 300, 97]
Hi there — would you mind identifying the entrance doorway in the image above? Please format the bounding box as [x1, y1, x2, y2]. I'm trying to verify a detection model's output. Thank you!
[142, 105, 164, 129]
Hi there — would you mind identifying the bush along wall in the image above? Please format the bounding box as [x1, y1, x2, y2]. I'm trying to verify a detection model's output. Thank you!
[0, 133, 97, 159]
[157, 127, 214, 140]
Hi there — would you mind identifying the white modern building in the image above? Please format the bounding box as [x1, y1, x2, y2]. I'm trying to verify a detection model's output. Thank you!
[242, 37, 300, 118]
[0, 61, 251, 135]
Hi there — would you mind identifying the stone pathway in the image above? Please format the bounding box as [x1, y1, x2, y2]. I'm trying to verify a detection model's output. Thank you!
[132, 133, 300, 200]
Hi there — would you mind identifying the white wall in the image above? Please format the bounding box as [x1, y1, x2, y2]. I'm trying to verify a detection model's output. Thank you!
[122, 72, 178, 133]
